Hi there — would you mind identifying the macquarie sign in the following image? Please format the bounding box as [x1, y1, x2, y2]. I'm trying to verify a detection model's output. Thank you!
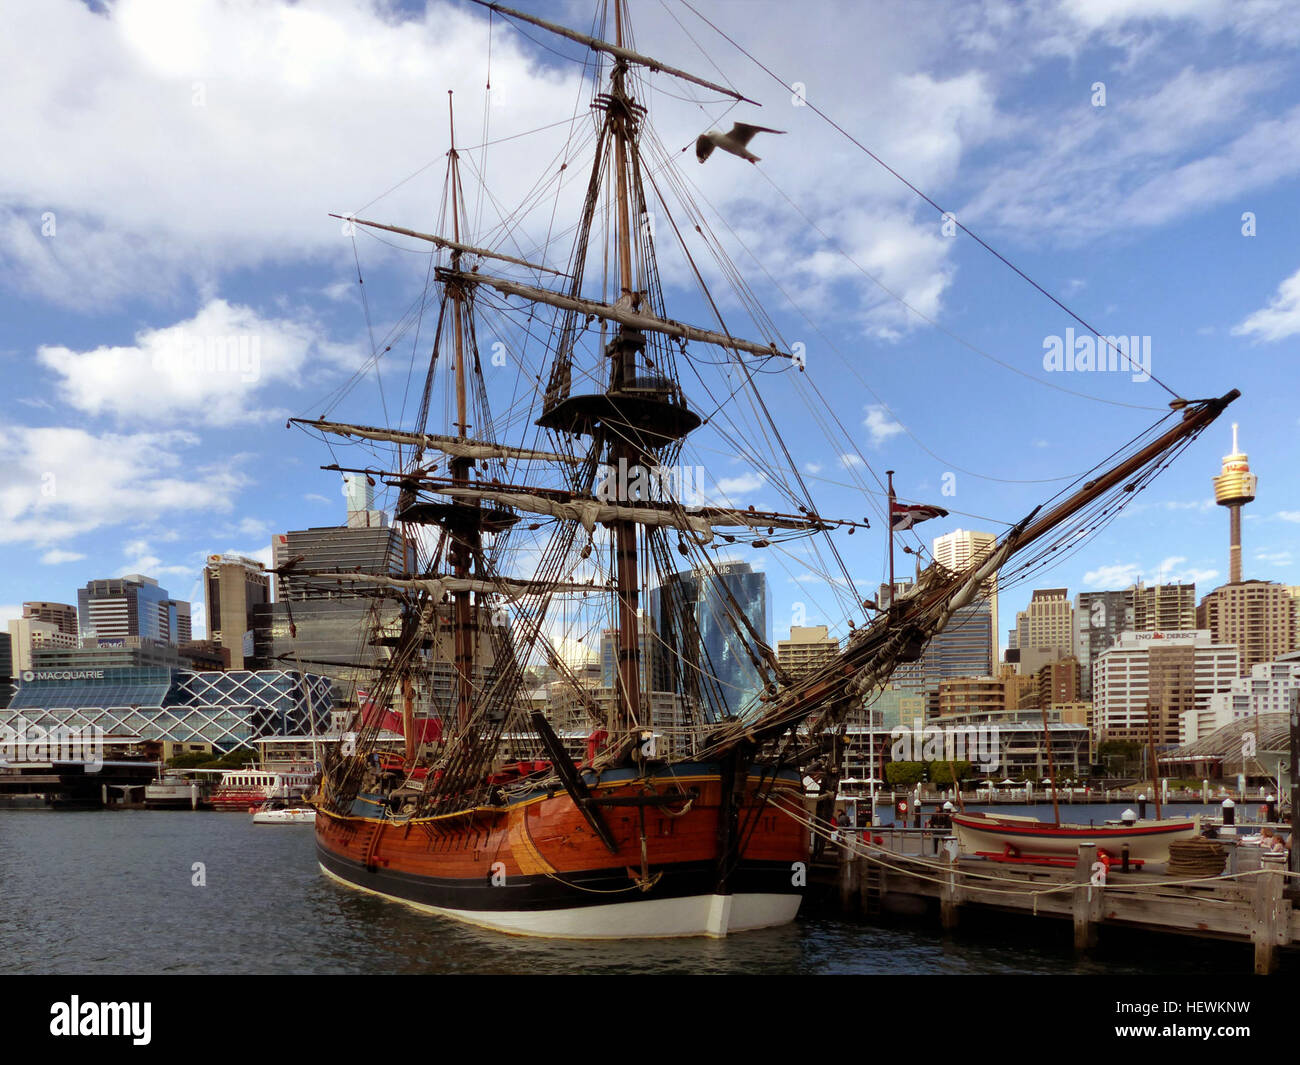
[20, 665, 106, 681]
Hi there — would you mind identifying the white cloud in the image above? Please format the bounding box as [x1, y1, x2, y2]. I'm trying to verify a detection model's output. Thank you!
[838, 453, 865, 469]
[212, 546, 274, 570]
[39, 549, 86, 565]
[1083, 562, 1143, 587]
[234, 517, 271, 538]
[1085, 557, 1220, 588]
[0, 426, 243, 549]
[37, 299, 349, 427]
[964, 61, 1300, 244]
[0, 0, 590, 307]
[121, 539, 196, 581]
[863, 405, 904, 446]
[1059, 0, 1300, 45]
[1233, 267, 1300, 342]
[0, 0, 1022, 344]
[714, 472, 767, 498]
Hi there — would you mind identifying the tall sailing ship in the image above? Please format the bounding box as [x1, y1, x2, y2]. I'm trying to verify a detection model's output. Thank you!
[284, 0, 1238, 938]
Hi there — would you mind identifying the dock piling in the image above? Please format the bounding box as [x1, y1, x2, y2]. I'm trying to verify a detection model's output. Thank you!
[1252, 863, 1285, 975]
[939, 836, 961, 930]
[839, 846, 862, 914]
[1072, 843, 1101, 951]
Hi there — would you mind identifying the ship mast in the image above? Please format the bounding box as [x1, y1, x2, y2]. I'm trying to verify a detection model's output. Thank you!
[608, 1, 642, 734]
[446, 92, 478, 734]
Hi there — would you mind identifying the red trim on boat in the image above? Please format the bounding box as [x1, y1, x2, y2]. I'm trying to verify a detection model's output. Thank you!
[952, 815, 1193, 839]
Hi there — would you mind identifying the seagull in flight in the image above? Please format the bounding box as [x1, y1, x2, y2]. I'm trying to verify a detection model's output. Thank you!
[695, 122, 785, 164]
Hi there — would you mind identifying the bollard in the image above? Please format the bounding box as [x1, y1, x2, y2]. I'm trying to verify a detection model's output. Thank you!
[1121, 843, 1130, 874]
[1138, 793, 1147, 820]
[1222, 798, 1236, 833]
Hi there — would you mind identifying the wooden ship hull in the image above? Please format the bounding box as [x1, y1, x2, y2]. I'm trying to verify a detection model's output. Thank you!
[314, 763, 808, 938]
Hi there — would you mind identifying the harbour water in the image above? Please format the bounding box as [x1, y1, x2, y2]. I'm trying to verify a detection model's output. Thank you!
[4, 805, 1286, 975]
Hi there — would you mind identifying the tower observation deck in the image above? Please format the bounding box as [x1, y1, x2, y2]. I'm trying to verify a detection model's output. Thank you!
[1213, 423, 1256, 584]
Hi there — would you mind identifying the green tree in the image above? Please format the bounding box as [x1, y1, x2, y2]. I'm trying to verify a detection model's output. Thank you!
[1097, 740, 1142, 775]
[885, 761, 925, 786]
[929, 760, 973, 786]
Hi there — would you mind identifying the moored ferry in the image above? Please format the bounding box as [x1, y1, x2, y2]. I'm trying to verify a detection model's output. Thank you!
[210, 767, 317, 811]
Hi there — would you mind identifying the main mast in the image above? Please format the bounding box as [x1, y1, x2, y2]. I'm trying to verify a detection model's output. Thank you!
[446, 93, 478, 734]
[608, 3, 642, 734]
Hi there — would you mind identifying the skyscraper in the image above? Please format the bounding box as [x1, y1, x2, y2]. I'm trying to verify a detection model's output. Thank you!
[931, 528, 999, 656]
[343, 472, 375, 514]
[22, 602, 78, 637]
[204, 554, 271, 669]
[777, 625, 840, 678]
[0, 632, 11, 710]
[1074, 588, 1133, 699]
[255, 518, 414, 707]
[1197, 580, 1297, 676]
[77, 575, 189, 645]
[1132, 581, 1196, 632]
[1094, 630, 1238, 746]
[890, 594, 994, 715]
[599, 613, 669, 694]
[651, 560, 769, 719]
[1014, 588, 1073, 675]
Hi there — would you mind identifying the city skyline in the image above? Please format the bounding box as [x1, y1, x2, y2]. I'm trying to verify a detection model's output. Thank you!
[0, 477, 1294, 658]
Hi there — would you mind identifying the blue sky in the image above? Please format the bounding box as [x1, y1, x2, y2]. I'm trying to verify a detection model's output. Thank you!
[2, 0, 1298, 658]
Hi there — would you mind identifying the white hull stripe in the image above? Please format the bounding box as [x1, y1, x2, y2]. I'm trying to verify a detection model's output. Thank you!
[319, 863, 801, 939]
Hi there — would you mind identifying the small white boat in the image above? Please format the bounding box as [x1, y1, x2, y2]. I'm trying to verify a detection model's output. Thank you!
[251, 802, 316, 825]
[953, 811, 1200, 863]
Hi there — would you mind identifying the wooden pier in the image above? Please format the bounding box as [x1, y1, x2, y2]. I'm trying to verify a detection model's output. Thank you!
[817, 829, 1298, 974]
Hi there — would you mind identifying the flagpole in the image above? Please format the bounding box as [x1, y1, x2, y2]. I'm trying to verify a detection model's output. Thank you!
[886, 469, 895, 606]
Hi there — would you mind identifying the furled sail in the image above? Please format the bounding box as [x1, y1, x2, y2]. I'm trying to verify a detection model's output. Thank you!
[436, 485, 826, 540]
[276, 568, 607, 601]
[290, 418, 582, 464]
[437, 269, 792, 360]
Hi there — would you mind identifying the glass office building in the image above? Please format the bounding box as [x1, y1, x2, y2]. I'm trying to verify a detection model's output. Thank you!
[77, 575, 190, 645]
[256, 523, 415, 709]
[5, 666, 332, 753]
[651, 561, 769, 720]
